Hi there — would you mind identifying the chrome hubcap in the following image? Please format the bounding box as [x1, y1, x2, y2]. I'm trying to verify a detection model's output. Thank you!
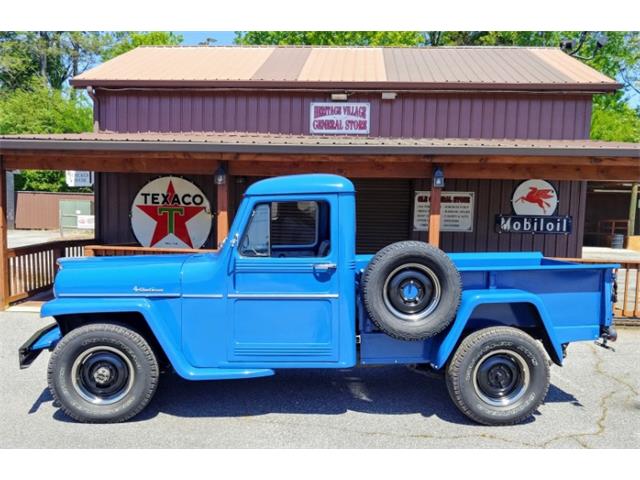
[472, 349, 530, 407]
[71, 346, 135, 405]
[382, 263, 442, 322]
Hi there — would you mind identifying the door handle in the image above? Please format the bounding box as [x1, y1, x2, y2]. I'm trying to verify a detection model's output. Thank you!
[313, 263, 337, 271]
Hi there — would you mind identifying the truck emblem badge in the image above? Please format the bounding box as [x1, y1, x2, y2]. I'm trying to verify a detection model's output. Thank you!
[131, 177, 212, 249]
[133, 286, 164, 293]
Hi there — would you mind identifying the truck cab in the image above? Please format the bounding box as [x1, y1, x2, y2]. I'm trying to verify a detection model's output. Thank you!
[20, 174, 618, 426]
[180, 174, 357, 369]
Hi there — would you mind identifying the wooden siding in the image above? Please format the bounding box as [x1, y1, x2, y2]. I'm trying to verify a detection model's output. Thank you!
[96, 90, 592, 140]
[410, 178, 586, 258]
[95, 173, 217, 248]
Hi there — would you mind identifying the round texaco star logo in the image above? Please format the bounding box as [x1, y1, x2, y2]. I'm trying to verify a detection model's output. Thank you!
[131, 177, 212, 249]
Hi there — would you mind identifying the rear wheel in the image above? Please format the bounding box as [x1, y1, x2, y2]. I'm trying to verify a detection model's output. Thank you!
[445, 327, 550, 426]
[47, 323, 159, 423]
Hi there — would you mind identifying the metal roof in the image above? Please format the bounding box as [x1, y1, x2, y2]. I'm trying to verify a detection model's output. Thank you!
[2, 132, 638, 158]
[70, 46, 620, 92]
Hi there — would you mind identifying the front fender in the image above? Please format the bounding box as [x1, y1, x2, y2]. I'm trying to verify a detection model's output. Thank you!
[433, 289, 564, 369]
[41, 297, 186, 374]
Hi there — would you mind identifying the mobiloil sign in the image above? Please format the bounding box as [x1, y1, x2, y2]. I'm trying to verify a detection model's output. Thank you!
[496, 179, 572, 234]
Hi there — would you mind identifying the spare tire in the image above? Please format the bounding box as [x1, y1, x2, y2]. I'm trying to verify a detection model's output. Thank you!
[362, 241, 461, 340]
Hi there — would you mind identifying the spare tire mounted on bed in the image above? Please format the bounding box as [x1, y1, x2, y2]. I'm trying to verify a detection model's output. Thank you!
[362, 241, 462, 340]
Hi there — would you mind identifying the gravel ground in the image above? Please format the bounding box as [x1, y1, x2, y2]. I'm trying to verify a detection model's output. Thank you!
[1, 312, 638, 449]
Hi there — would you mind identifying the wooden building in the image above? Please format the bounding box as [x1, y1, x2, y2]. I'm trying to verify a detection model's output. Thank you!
[0, 46, 638, 309]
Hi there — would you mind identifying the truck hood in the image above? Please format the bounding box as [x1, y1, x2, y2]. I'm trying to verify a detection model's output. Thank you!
[54, 254, 197, 298]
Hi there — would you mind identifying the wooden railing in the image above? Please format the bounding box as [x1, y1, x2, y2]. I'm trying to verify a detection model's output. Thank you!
[6, 239, 94, 304]
[84, 245, 217, 256]
[561, 258, 640, 320]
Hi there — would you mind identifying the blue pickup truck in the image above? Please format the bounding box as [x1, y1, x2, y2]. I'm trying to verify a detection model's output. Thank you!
[20, 174, 618, 425]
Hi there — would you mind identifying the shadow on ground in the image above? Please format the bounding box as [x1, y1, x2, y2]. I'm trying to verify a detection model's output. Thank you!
[36, 366, 581, 425]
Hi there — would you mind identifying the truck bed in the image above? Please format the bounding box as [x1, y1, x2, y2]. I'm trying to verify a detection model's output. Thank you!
[355, 252, 617, 368]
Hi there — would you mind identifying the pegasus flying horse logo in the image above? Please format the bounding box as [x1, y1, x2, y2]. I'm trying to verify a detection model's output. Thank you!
[515, 186, 555, 214]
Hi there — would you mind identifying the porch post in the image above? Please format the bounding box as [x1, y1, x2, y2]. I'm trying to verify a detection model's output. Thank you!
[0, 157, 9, 309]
[428, 166, 443, 247]
[629, 183, 638, 236]
[428, 187, 442, 247]
[215, 164, 229, 246]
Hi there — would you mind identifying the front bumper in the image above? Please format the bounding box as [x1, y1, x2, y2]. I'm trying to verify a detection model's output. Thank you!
[18, 323, 61, 369]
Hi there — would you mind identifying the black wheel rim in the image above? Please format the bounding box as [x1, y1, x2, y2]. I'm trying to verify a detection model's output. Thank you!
[71, 346, 135, 405]
[472, 350, 530, 407]
[382, 263, 441, 322]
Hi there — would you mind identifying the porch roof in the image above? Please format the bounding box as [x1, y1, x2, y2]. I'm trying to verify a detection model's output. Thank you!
[1, 131, 638, 158]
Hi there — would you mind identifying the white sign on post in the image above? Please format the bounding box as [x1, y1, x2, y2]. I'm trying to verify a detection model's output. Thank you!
[413, 191, 475, 232]
[310, 102, 370, 134]
[65, 171, 94, 187]
[76, 215, 95, 229]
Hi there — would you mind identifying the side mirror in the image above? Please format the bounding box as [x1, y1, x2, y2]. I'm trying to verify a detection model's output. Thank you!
[230, 233, 239, 248]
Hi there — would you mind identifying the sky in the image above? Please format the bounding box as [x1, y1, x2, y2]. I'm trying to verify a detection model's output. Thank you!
[178, 31, 236, 45]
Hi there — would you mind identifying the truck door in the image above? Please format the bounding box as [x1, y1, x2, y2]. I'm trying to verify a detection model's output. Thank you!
[228, 196, 340, 364]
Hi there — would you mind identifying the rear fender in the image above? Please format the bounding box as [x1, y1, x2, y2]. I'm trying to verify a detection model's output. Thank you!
[433, 289, 563, 368]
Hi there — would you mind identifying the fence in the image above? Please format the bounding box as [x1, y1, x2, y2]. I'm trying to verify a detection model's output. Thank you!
[562, 258, 639, 320]
[5, 239, 93, 304]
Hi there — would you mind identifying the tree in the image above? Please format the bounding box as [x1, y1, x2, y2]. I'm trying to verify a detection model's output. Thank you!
[235, 31, 425, 46]
[235, 31, 640, 142]
[0, 32, 109, 91]
[1, 31, 183, 192]
[101, 32, 183, 61]
[0, 81, 94, 192]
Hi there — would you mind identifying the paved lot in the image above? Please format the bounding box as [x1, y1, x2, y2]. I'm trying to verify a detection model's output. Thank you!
[1, 312, 638, 448]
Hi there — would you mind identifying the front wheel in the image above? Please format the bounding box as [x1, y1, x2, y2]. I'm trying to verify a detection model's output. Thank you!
[47, 323, 159, 423]
[445, 327, 550, 426]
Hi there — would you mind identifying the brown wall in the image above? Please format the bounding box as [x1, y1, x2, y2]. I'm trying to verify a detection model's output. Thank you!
[95, 173, 217, 248]
[410, 179, 586, 258]
[97, 172, 584, 258]
[95, 90, 592, 140]
[15, 191, 94, 230]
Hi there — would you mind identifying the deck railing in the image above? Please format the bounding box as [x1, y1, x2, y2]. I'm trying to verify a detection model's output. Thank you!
[84, 245, 217, 256]
[561, 258, 639, 320]
[6, 239, 94, 304]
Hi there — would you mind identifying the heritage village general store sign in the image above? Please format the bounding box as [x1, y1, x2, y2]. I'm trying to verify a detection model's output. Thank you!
[310, 102, 370, 134]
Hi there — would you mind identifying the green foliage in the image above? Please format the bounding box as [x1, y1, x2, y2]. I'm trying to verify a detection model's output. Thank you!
[590, 101, 640, 142]
[1, 31, 181, 192]
[0, 81, 92, 134]
[102, 32, 183, 61]
[234, 31, 425, 46]
[13, 170, 73, 192]
[0, 32, 108, 91]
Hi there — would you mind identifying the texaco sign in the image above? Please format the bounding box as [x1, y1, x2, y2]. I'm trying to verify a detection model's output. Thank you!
[131, 177, 212, 248]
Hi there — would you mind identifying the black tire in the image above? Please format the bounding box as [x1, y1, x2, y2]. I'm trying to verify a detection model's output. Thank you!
[445, 327, 551, 426]
[362, 241, 461, 340]
[47, 323, 159, 423]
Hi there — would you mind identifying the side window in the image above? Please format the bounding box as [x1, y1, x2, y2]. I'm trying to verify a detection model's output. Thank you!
[239, 201, 331, 258]
[239, 203, 270, 257]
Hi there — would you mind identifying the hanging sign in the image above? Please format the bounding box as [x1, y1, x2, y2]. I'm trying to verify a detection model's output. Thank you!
[131, 177, 212, 249]
[310, 102, 370, 134]
[496, 179, 572, 234]
[65, 171, 94, 187]
[413, 191, 475, 232]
